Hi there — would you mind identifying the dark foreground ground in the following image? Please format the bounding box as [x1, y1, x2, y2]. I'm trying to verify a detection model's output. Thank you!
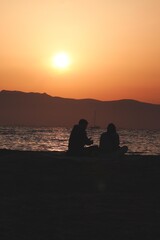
[0, 149, 160, 240]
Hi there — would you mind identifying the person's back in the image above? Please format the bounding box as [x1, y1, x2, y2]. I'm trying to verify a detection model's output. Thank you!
[99, 123, 128, 156]
[100, 130, 119, 154]
[68, 124, 88, 153]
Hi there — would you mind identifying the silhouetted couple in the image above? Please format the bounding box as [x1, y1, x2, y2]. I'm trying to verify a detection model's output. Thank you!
[68, 119, 128, 157]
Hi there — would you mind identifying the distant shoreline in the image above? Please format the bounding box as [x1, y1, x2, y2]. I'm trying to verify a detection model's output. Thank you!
[0, 90, 160, 129]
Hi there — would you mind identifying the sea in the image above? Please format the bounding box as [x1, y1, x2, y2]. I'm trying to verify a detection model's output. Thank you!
[0, 126, 159, 155]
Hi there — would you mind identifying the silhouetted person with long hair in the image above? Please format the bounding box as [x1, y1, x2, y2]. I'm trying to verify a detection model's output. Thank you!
[99, 123, 128, 156]
[68, 119, 98, 156]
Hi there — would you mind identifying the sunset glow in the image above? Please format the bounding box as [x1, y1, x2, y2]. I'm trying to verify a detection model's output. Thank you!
[0, 0, 160, 104]
[52, 53, 70, 70]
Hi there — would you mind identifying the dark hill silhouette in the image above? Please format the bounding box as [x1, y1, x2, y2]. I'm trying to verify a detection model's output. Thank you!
[0, 90, 160, 129]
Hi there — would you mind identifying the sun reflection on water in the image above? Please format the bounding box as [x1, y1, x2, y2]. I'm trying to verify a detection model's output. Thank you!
[0, 127, 159, 155]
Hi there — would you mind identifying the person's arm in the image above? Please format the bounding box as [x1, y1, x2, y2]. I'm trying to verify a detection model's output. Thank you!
[84, 131, 93, 146]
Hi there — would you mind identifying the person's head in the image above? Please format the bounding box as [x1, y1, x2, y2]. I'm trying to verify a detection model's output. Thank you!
[78, 119, 88, 130]
[107, 123, 116, 133]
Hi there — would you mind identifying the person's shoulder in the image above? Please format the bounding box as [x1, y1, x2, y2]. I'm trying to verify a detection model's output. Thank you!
[72, 124, 78, 129]
[71, 124, 78, 132]
[101, 131, 107, 137]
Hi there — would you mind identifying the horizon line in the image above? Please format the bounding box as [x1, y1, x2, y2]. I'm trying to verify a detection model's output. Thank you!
[0, 89, 159, 106]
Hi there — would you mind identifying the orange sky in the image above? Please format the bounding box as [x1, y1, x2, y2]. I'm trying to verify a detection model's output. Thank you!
[1, 0, 160, 104]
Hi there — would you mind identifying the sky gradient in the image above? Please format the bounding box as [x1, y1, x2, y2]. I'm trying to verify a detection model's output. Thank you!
[1, 0, 160, 104]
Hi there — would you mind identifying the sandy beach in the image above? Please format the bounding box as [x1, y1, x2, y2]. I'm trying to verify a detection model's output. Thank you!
[0, 149, 160, 239]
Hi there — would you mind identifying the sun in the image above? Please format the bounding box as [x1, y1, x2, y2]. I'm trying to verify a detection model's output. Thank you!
[52, 52, 70, 70]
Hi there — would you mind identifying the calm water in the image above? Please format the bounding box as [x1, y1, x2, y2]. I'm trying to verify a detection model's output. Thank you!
[0, 127, 159, 155]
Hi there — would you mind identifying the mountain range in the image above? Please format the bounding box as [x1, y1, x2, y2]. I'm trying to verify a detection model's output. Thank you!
[0, 90, 160, 129]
